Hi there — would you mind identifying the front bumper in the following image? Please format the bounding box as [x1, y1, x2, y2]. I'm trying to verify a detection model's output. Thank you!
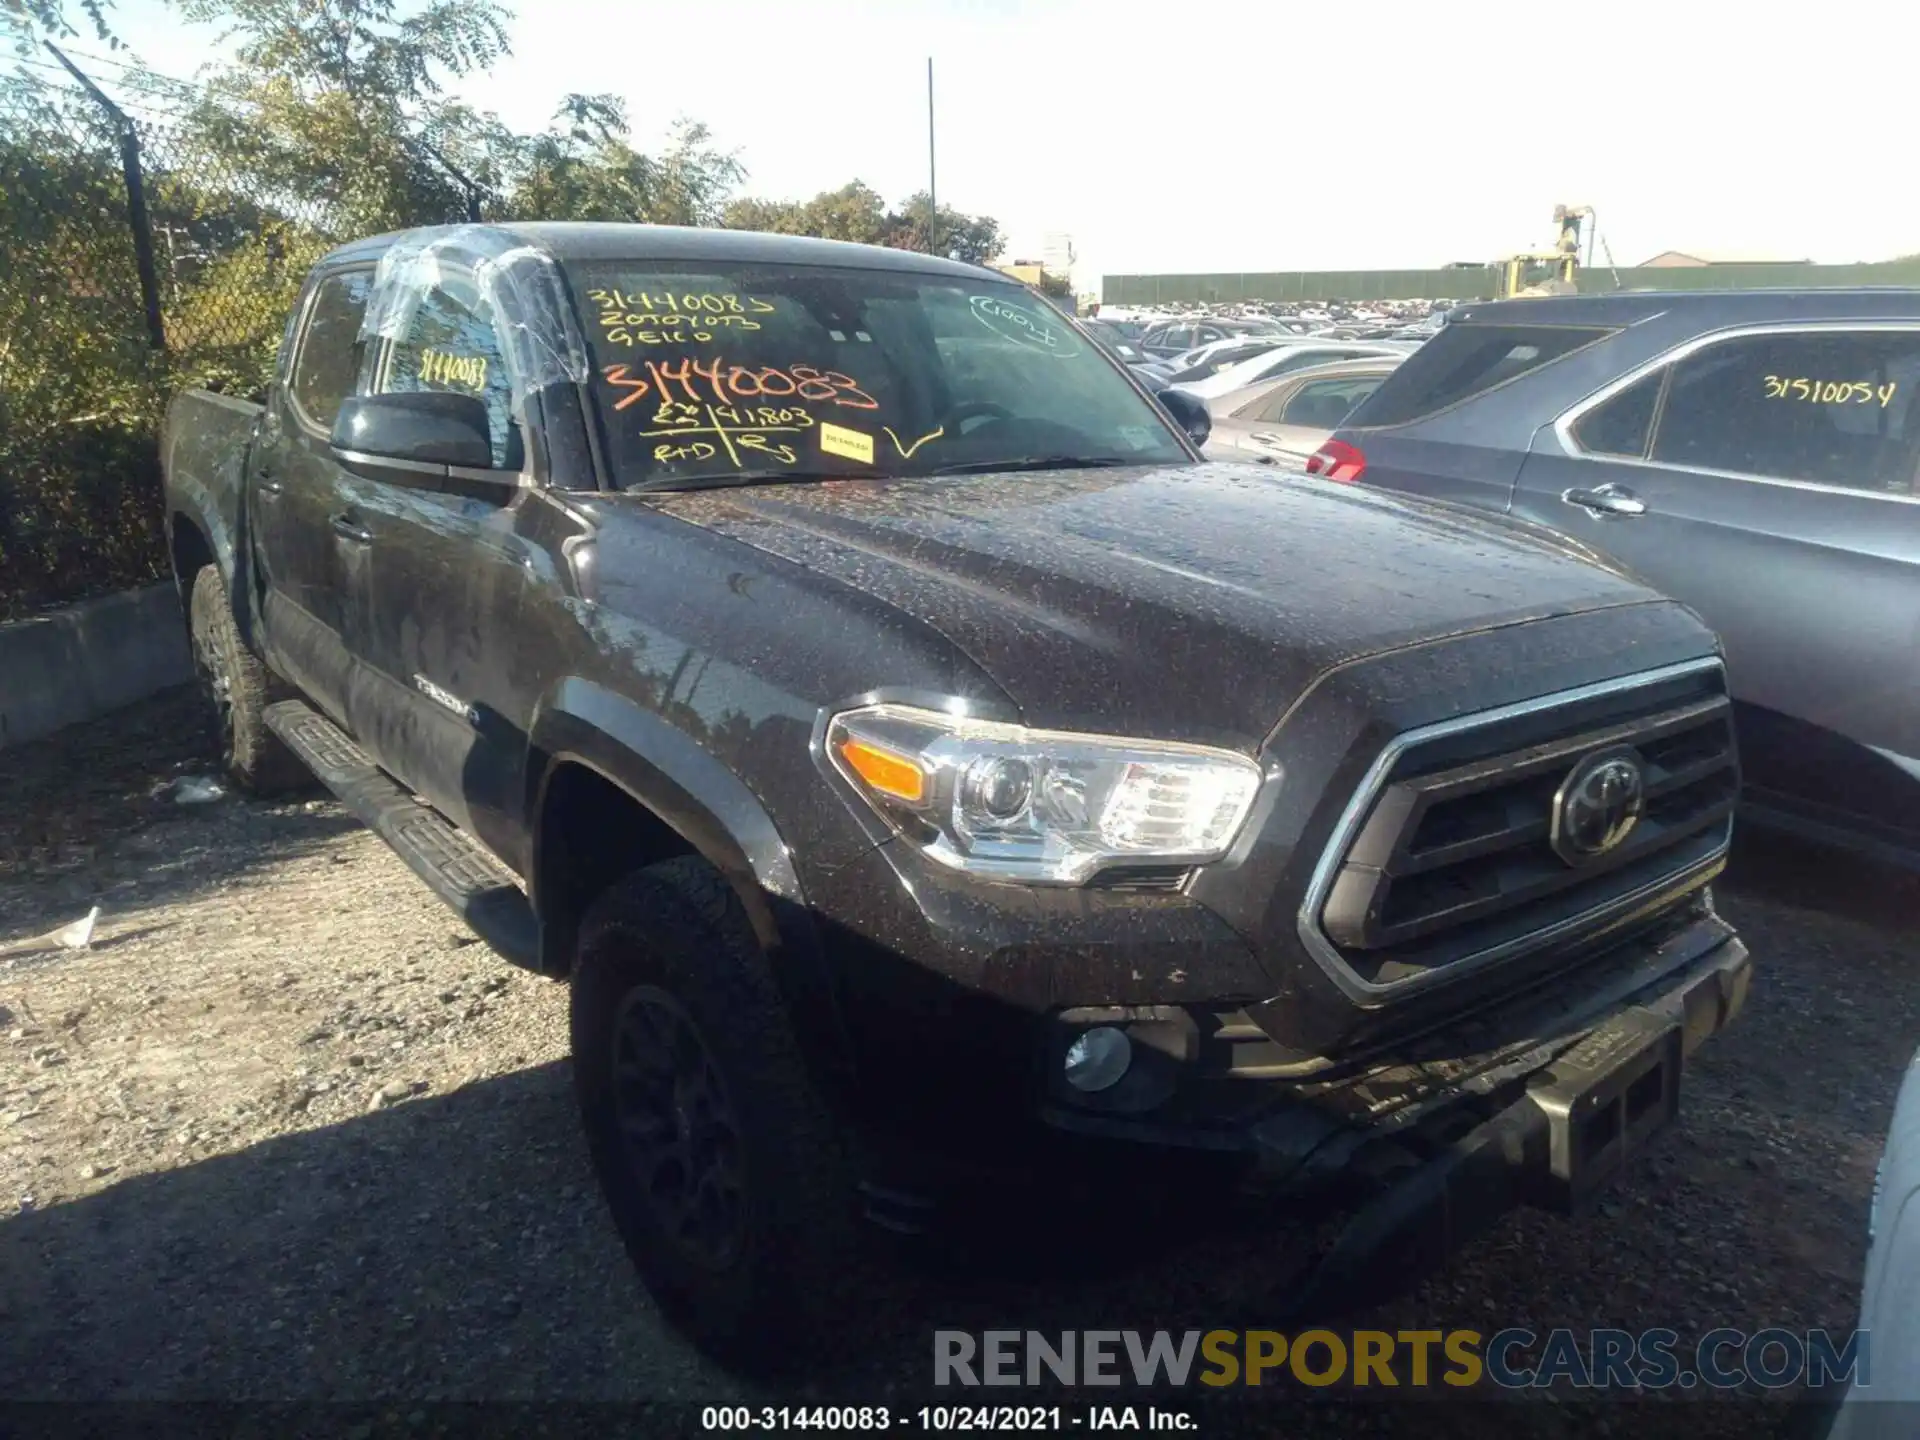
[1039, 898, 1747, 1155]
[1037, 901, 1750, 1318]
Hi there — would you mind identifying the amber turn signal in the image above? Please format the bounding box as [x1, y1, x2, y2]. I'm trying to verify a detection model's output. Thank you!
[839, 738, 927, 804]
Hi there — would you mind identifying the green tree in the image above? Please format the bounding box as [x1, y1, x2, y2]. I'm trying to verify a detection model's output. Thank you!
[175, 0, 510, 234]
[432, 92, 743, 226]
[800, 181, 890, 245]
[720, 194, 805, 234]
[888, 191, 1003, 265]
[2, 0, 1009, 615]
[723, 181, 887, 244]
[0, 78, 169, 614]
[723, 180, 1002, 266]
[179, 0, 508, 100]
[2, 0, 119, 48]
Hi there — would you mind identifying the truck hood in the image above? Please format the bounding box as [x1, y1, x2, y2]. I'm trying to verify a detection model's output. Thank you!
[642, 461, 1664, 749]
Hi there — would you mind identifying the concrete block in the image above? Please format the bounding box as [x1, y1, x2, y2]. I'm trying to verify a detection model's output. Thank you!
[0, 583, 194, 750]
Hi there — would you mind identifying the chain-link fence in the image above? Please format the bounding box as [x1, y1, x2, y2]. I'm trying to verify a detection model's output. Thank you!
[0, 49, 477, 620]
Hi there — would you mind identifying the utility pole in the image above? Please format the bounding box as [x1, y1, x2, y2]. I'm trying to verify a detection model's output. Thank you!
[926, 57, 937, 256]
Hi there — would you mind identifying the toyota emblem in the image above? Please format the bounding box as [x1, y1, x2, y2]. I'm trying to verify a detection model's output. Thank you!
[1551, 745, 1646, 865]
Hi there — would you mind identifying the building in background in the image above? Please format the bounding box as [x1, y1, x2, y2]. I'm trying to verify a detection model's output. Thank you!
[1639, 250, 1813, 268]
[994, 260, 1076, 312]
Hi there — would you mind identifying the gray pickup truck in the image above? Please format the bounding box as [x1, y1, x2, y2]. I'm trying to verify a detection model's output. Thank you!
[162, 221, 1752, 1368]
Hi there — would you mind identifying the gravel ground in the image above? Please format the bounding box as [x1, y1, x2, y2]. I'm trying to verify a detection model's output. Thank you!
[2, 687, 1916, 1438]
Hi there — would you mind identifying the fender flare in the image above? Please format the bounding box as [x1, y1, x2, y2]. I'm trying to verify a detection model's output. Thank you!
[166, 458, 261, 650]
[167, 470, 235, 585]
[527, 678, 853, 1078]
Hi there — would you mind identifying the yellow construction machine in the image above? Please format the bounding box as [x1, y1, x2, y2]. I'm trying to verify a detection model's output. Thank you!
[1496, 205, 1591, 298]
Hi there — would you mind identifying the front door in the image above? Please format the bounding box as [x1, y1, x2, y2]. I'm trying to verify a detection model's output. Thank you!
[250, 265, 375, 725]
[336, 264, 539, 857]
[1515, 325, 1920, 847]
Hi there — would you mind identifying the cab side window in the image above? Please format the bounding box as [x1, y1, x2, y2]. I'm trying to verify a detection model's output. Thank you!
[287, 269, 374, 434]
[373, 275, 521, 469]
[1649, 331, 1920, 495]
[1276, 376, 1382, 428]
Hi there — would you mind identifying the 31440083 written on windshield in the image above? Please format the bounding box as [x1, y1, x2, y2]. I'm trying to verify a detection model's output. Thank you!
[571, 267, 1184, 484]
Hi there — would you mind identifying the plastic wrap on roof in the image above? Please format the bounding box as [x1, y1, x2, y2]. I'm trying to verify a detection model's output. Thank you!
[359, 225, 588, 393]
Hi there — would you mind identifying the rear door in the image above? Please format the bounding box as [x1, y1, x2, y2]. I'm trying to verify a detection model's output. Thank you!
[1336, 322, 1611, 512]
[250, 265, 375, 723]
[1514, 324, 1920, 843]
[1208, 370, 1396, 463]
[1246, 371, 1391, 464]
[1205, 375, 1309, 460]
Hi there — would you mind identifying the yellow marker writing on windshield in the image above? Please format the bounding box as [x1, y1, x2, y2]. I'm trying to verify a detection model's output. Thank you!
[884, 425, 944, 459]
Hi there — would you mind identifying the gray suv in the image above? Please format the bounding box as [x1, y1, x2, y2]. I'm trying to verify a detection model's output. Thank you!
[1313, 289, 1920, 866]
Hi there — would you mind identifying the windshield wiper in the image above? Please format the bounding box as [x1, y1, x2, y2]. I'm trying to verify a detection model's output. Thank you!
[927, 456, 1140, 476]
[633, 455, 1144, 493]
[631, 470, 875, 495]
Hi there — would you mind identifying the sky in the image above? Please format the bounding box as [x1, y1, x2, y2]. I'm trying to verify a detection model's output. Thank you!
[63, 0, 1920, 292]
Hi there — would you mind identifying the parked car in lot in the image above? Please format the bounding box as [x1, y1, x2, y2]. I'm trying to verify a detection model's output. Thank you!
[1827, 1044, 1920, 1438]
[161, 223, 1751, 1368]
[1081, 317, 1176, 387]
[1172, 339, 1418, 400]
[1203, 356, 1403, 466]
[1161, 336, 1296, 384]
[1316, 290, 1920, 867]
[1138, 315, 1287, 358]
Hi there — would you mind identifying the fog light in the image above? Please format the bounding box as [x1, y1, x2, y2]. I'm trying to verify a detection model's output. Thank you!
[1063, 1026, 1132, 1093]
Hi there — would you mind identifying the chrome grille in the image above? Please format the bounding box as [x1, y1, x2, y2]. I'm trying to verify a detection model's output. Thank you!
[1298, 659, 1737, 1001]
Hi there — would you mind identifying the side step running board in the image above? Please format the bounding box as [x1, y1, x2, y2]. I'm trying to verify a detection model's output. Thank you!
[264, 699, 541, 970]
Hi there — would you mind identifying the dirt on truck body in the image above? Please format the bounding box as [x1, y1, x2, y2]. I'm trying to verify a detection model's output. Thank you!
[157, 220, 1749, 1367]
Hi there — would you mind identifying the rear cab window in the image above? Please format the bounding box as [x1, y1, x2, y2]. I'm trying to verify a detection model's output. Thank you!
[1346, 323, 1611, 429]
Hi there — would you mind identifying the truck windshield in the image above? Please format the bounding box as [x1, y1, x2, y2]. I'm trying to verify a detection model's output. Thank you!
[566, 261, 1190, 489]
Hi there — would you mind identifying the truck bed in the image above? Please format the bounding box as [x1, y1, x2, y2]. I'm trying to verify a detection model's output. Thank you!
[162, 388, 262, 594]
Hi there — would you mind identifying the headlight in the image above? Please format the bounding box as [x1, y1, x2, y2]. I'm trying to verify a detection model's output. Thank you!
[825, 703, 1263, 885]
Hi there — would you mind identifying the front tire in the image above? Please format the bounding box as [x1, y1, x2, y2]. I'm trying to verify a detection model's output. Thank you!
[570, 857, 859, 1370]
[187, 565, 306, 795]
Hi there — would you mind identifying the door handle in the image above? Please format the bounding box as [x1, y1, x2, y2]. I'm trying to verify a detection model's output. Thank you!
[1561, 483, 1647, 517]
[256, 472, 282, 496]
[329, 512, 373, 544]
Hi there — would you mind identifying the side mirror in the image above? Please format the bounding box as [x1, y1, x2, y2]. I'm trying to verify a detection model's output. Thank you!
[1157, 388, 1212, 449]
[331, 392, 493, 471]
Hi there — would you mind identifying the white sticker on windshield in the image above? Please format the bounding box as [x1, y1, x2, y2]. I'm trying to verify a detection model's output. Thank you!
[1119, 425, 1157, 451]
[969, 294, 1080, 357]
